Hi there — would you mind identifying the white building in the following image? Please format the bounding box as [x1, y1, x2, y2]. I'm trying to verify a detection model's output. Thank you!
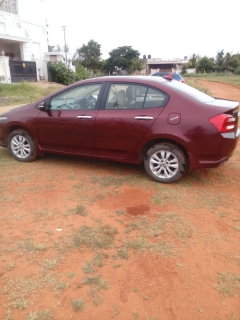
[0, 0, 48, 83]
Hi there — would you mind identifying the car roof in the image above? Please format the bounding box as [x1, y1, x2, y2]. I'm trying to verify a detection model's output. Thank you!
[150, 72, 170, 75]
[72, 76, 168, 88]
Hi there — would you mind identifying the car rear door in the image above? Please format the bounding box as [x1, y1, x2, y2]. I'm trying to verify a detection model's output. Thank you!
[95, 83, 169, 159]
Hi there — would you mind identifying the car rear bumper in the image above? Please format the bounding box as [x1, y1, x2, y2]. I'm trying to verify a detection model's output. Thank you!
[188, 131, 239, 170]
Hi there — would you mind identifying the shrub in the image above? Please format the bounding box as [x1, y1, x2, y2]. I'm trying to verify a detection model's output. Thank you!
[234, 67, 240, 75]
[48, 61, 76, 85]
[75, 64, 92, 81]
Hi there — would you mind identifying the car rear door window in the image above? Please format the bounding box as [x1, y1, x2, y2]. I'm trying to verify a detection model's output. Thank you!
[104, 84, 168, 109]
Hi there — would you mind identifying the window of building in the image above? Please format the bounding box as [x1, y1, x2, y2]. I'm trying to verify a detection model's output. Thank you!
[0, 0, 17, 14]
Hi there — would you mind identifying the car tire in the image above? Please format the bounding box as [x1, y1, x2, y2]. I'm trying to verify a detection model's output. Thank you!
[144, 143, 186, 183]
[7, 129, 37, 162]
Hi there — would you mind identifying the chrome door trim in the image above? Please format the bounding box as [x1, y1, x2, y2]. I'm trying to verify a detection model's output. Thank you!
[134, 116, 154, 120]
[77, 115, 92, 119]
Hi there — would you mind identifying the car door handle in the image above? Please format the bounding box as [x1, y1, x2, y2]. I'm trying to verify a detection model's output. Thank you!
[135, 116, 154, 120]
[77, 115, 92, 119]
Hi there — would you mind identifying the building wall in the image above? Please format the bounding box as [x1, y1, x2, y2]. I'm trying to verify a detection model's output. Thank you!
[0, 0, 48, 81]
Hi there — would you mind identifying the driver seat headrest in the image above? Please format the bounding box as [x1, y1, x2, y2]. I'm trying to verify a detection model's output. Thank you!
[126, 86, 136, 101]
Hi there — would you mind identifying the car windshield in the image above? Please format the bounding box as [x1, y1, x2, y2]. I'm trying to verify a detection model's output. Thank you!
[166, 80, 215, 103]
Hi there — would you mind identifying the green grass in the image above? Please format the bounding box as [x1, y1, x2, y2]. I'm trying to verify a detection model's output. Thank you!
[0, 82, 61, 106]
[184, 73, 240, 86]
[185, 78, 210, 94]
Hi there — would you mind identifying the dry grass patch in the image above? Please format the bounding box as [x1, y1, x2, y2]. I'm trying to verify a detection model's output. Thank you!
[214, 272, 240, 297]
[25, 310, 54, 320]
[71, 299, 85, 312]
[82, 275, 110, 306]
[73, 225, 118, 250]
[17, 239, 47, 253]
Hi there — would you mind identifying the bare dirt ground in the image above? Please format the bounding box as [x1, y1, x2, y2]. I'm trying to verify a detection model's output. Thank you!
[0, 80, 240, 320]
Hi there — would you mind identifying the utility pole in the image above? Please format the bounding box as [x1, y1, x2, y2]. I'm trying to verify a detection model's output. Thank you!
[61, 26, 67, 66]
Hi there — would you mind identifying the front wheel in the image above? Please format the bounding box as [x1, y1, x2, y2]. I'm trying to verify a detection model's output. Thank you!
[144, 143, 186, 183]
[7, 129, 37, 162]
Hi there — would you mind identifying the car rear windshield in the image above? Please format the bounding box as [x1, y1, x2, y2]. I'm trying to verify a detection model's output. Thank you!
[167, 80, 215, 103]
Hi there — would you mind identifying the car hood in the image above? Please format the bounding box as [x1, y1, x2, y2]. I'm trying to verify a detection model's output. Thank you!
[0, 102, 35, 117]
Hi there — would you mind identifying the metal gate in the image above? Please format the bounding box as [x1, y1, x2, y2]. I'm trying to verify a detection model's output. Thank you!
[9, 60, 37, 82]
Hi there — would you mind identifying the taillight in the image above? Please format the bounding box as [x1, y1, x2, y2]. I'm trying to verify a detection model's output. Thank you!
[209, 114, 237, 133]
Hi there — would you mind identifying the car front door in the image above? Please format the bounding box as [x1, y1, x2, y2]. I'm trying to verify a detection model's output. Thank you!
[36, 83, 104, 155]
[95, 83, 169, 159]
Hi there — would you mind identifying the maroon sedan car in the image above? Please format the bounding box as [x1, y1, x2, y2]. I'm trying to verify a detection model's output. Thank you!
[0, 76, 239, 183]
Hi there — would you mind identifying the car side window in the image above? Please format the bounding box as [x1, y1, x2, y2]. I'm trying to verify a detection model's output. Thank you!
[144, 88, 169, 108]
[50, 84, 101, 110]
[105, 84, 147, 109]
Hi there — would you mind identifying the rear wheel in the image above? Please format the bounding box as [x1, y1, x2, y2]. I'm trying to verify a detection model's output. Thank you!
[144, 143, 186, 183]
[7, 129, 37, 162]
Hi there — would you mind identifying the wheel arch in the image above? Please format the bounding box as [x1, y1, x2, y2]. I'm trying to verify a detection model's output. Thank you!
[4, 125, 42, 157]
[4, 125, 32, 145]
[139, 138, 190, 170]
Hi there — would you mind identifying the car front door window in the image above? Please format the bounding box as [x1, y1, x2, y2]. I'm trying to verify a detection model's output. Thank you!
[50, 84, 101, 110]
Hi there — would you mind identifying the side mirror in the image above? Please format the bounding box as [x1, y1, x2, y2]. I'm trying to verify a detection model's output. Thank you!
[38, 101, 46, 111]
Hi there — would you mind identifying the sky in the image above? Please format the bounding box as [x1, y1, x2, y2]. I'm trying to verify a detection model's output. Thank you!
[45, 0, 239, 61]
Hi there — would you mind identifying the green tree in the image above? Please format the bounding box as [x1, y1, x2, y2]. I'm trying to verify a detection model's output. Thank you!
[232, 53, 240, 72]
[234, 66, 240, 75]
[223, 52, 240, 72]
[105, 46, 140, 74]
[215, 50, 225, 71]
[181, 64, 188, 74]
[48, 45, 54, 52]
[73, 40, 102, 72]
[188, 53, 199, 68]
[197, 56, 215, 73]
[128, 57, 144, 73]
[75, 64, 93, 81]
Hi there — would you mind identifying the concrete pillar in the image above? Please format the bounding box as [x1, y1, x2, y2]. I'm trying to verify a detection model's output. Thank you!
[0, 56, 11, 83]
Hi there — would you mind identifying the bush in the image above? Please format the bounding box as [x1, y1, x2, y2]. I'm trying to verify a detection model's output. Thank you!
[234, 67, 240, 75]
[75, 64, 93, 81]
[48, 61, 76, 85]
